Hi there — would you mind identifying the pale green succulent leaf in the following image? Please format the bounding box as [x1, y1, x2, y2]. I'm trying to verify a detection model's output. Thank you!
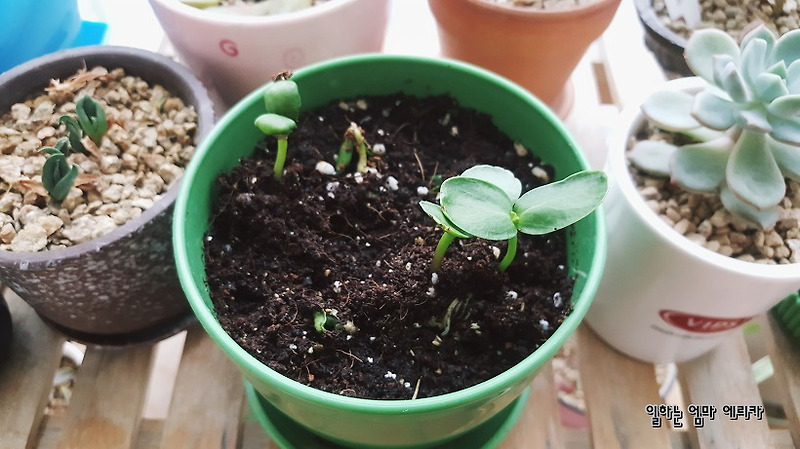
[740, 38, 769, 88]
[718, 61, 750, 103]
[786, 60, 800, 94]
[766, 60, 788, 79]
[628, 140, 676, 177]
[768, 115, 800, 145]
[726, 128, 785, 210]
[686, 28, 740, 83]
[770, 28, 800, 69]
[459, 164, 522, 202]
[642, 90, 702, 131]
[670, 137, 731, 192]
[254, 113, 296, 136]
[768, 94, 800, 117]
[739, 109, 772, 133]
[753, 72, 789, 103]
[513, 171, 608, 236]
[440, 177, 517, 241]
[770, 138, 800, 181]
[741, 25, 776, 58]
[691, 90, 739, 130]
[712, 55, 737, 89]
[720, 186, 780, 229]
[419, 200, 472, 238]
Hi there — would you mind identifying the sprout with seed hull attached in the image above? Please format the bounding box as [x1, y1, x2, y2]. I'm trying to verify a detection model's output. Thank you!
[255, 73, 301, 181]
[628, 25, 800, 229]
[420, 165, 608, 272]
[335, 122, 372, 174]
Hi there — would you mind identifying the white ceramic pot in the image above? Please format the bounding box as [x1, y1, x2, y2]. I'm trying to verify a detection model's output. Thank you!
[586, 77, 800, 363]
[147, 0, 390, 107]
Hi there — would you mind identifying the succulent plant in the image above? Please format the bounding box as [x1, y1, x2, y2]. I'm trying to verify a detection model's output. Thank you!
[41, 137, 79, 203]
[629, 25, 800, 229]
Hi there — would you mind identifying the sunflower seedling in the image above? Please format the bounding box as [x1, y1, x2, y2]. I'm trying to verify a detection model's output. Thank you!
[313, 309, 356, 334]
[336, 122, 371, 173]
[420, 165, 608, 272]
[255, 73, 301, 181]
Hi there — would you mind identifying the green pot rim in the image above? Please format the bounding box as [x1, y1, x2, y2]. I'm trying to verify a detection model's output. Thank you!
[173, 53, 606, 414]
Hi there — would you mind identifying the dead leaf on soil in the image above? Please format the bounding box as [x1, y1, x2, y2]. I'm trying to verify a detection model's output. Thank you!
[46, 65, 110, 96]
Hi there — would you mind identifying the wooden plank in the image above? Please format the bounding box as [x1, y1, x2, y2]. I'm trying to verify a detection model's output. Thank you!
[158, 325, 245, 449]
[239, 410, 278, 449]
[677, 331, 772, 449]
[54, 344, 154, 449]
[575, 324, 673, 449]
[500, 361, 564, 449]
[39, 418, 164, 449]
[0, 291, 65, 449]
[762, 314, 800, 447]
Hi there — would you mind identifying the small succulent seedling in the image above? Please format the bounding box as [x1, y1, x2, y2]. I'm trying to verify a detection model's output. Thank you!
[75, 95, 107, 146]
[255, 73, 301, 181]
[629, 25, 800, 229]
[335, 122, 371, 173]
[59, 115, 88, 154]
[420, 165, 608, 272]
[59, 95, 108, 154]
[41, 137, 79, 203]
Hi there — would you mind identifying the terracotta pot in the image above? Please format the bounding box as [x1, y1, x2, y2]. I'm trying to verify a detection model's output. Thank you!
[0, 46, 215, 346]
[633, 0, 691, 78]
[148, 0, 390, 107]
[428, 0, 622, 118]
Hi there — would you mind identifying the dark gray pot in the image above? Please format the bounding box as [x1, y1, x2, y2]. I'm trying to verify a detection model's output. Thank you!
[0, 46, 214, 345]
[0, 293, 10, 362]
[634, 0, 692, 78]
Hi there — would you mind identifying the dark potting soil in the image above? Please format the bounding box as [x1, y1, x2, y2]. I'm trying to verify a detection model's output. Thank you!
[204, 94, 574, 400]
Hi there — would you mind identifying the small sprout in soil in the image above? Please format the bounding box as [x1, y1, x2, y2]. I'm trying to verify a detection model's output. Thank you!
[336, 122, 372, 174]
[41, 137, 79, 203]
[255, 73, 301, 181]
[75, 95, 107, 145]
[313, 309, 347, 333]
[420, 165, 608, 272]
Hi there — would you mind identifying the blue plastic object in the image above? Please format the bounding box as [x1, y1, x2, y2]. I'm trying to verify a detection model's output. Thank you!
[0, 0, 107, 73]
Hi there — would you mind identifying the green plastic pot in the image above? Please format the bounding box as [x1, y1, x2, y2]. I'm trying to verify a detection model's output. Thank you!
[173, 54, 606, 448]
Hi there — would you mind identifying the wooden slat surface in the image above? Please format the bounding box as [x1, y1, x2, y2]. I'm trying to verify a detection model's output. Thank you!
[0, 292, 65, 449]
[763, 314, 800, 447]
[158, 325, 245, 449]
[52, 343, 154, 449]
[575, 325, 673, 449]
[678, 332, 773, 449]
[500, 361, 564, 449]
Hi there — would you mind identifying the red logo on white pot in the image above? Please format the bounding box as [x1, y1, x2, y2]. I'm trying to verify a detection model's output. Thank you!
[658, 310, 753, 333]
